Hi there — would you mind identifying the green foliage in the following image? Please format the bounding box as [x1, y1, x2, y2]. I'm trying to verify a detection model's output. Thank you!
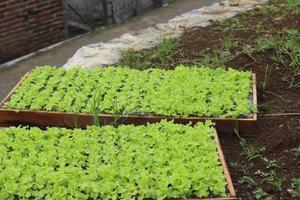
[254, 188, 267, 200]
[260, 4, 279, 14]
[255, 170, 284, 191]
[4, 66, 253, 118]
[283, 0, 300, 13]
[292, 145, 300, 157]
[256, 29, 300, 87]
[239, 176, 256, 188]
[239, 138, 262, 161]
[291, 178, 300, 198]
[257, 29, 300, 72]
[0, 121, 228, 199]
[120, 38, 178, 69]
[222, 36, 238, 51]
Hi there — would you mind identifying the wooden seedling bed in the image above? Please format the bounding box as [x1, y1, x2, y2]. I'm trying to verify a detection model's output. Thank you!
[0, 73, 257, 134]
[0, 125, 236, 199]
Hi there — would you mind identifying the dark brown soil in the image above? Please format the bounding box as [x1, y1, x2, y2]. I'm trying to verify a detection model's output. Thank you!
[128, 2, 300, 199]
[175, 4, 300, 200]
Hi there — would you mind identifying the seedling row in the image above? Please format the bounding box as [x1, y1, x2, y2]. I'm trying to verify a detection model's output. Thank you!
[3, 66, 254, 118]
[0, 121, 235, 200]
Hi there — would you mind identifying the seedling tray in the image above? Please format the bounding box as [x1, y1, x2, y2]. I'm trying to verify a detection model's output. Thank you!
[0, 73, 257, 134]
[0, 124, 236, 200]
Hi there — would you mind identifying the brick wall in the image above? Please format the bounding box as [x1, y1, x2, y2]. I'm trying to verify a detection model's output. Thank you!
[0, 0, 64, 64]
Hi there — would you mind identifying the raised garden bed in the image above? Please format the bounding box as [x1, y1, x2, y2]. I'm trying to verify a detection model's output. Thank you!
[0, 67, 257, 133]
[0, 121, 236, 200]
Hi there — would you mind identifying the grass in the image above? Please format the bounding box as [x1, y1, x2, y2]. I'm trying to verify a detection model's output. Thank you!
[291, 178, 300, 198]
[120, 38, 178, 69]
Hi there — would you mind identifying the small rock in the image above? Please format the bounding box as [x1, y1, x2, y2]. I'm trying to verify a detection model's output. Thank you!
[265, 196, 274, 200]
[287, 188, 294, 195]
[229, 0, 239, 6]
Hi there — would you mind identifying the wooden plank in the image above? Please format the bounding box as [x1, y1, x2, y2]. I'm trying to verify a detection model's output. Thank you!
[0, 72, 29, 107]
[214, 129, 236, 198]
[252, 73, 258, 121]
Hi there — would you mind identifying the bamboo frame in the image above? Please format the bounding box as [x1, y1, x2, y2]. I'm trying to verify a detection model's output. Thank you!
[0, 73, 257, 134]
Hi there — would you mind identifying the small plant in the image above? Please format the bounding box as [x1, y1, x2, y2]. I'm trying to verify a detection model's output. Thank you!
[222, 36, 238, 51]
[261, 4, 279, 14]
[255, 170, 283, 191]
[230, 161, 251, 175]
[121, 49, 145, 69]
[283, 0, 300, 14]
[257, 35, 277, 53]
[90, 89, 102, 126]
[156, 38, 178, 63]
[254, 188, 267, 200]
[120, 38, 178, 69]
[291, 145, 300, 157]
[239, 176, 256, 188]
[261, 158, 278, 169]
[239, 138, 262, 161]
[291, 178, 300, 198]
[229, 18, 241, 30]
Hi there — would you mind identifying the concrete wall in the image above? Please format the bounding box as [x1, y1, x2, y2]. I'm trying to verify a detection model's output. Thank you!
[64, 0, 105, 28]
[63, 0, 169, 28]
[0, 0, 64, 64]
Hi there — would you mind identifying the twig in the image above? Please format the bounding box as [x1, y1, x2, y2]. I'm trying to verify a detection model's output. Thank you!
[242, 61, 256, 69]
[264, 90, 292, 103]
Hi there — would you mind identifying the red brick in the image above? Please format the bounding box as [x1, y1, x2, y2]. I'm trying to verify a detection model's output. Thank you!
[0, 0, 64, 63]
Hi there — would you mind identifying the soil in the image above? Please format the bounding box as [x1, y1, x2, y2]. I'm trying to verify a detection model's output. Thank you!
[176, 4, 300, 200]
[132, 2, 300, 200]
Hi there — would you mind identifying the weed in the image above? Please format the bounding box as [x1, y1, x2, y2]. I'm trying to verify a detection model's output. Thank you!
[200, 49, 228, 68]
[257, 98, 277, 110]
[243, 45, 255, 56]
[90, 90, 102, 126]
[241, 141, 262, 161]
[254, 188, 267, 200]
[120, 38, 178, 69]
[261, 158, 278, 169]
[257, 35, 277, 53]
[261, 4, 279, 14]
[156, 38, 178, 63]
[230, 162, 251, 175]
[255, 170, 284, 191]
[257, 29, 300, 87]
[121, 49, 145, 69]
[291, 145, 300, 157]
[291, 178, 300, 198]
[222, 36, 238, 51]
[239, 176, 256, 188]
[283, 0, 300, 14]
[234, 123, 262, 161]
[229, 18, 241, 30]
